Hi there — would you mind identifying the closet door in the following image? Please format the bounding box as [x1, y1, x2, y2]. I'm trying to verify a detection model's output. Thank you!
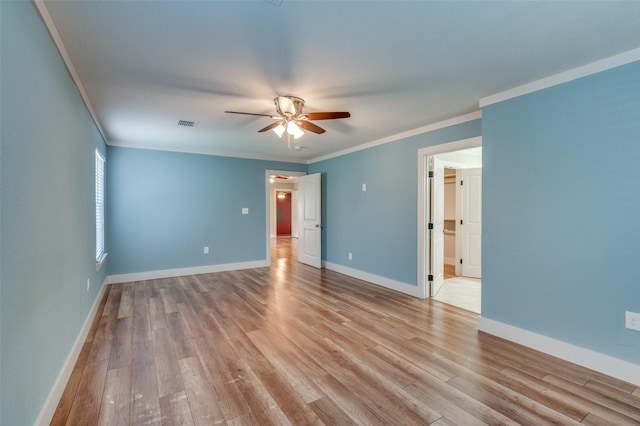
[461, 168, 482, 278]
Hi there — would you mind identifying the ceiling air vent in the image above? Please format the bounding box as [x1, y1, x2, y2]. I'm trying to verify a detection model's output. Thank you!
[177, 120, 198, 127]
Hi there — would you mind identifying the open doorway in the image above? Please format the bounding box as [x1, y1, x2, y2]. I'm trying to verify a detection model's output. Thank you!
[432, 157, 482, 313]
[417, 138, 482, 313]
[265, 170, 306, 264]
[276, 191, 293, 236]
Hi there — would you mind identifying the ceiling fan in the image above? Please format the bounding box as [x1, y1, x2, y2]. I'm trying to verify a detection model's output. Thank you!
[225, 95, 350, 143]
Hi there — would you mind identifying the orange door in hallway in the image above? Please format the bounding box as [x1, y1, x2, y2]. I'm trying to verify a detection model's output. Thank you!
[276, 193, 292, 235]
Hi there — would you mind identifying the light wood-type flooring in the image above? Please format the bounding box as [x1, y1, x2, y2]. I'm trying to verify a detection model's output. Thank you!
[52, 238, 640, 425]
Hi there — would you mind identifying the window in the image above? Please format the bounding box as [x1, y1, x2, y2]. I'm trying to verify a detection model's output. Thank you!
[95, 150, 106, 269]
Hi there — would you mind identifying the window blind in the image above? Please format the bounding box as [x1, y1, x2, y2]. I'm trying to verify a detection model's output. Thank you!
[95, 150, 105, 262]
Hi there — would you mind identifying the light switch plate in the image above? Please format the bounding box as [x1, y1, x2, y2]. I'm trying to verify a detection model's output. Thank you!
[242, 208, 249, 215]
[626, 311, 640, 331]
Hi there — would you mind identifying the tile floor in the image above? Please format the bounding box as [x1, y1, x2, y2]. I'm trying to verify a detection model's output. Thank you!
[432, 276, 481, 314]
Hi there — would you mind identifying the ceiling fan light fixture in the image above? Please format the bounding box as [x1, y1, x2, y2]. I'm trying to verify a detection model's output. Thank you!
[272, 123, 286, 138]
[275, 96, 304, 117]
[226, 95, 349, 142]
[287, 121, 304, 139]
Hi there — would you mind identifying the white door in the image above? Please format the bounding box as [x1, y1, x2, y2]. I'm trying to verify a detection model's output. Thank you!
[298, 173, 322, 268]
[461, 168, 482, 278]
[429, 158, 445, 296]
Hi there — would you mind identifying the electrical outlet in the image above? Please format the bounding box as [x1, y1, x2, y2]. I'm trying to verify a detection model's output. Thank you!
[625, 311, 640, 331]
[86, 279, 90, 292]
[204, 246, 209, 254]
[348, 252, 352, 260]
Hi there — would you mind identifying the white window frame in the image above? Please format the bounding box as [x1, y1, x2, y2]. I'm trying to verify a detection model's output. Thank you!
[95, 150, 107, 270]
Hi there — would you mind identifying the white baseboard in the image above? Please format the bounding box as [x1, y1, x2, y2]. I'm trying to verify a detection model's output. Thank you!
[444, 257, 456, 265]
[35, 278, 108, 425]
[106, 260, 270, 284]
[325, 262, 422, 298]
[478, 317, 640, 387]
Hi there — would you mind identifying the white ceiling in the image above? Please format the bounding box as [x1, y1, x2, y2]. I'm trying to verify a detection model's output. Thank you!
[40, 1, 640, 163]
[437, 147, 482, 169]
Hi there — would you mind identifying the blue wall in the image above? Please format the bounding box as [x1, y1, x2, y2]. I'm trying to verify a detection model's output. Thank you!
[107, 147, 306, 275]
[309, 120, 481, 286]
[0, 2, 108, 424]
[2, 1, 638, 423]
[482, 61, 640, 364]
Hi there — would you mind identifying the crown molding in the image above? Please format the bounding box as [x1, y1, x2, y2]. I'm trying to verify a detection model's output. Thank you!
[480, 47, 640, 108]
[32, 0, 108, 143]
[107, 140, 308, 164]
[307, 110, 482, 164]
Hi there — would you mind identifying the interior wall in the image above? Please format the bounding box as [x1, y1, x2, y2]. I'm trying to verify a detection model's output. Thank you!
[276, 193, 292, 235]
[107, 147, 306, 275]
[269, 181, 295, 238]
[308, 119, 481, 286]
[0, 2, 108, 424]
[482, 60, 640, 364]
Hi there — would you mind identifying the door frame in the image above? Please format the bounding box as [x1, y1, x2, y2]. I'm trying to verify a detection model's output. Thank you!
[265, 170, 307, 264]
[417, 137, 482, 298]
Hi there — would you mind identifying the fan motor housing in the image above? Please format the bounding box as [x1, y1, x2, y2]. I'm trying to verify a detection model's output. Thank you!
[275, 96, 305, 117]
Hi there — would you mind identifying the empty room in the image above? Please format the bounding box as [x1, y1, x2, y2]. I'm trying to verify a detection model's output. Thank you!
[2, 1, 640, 424]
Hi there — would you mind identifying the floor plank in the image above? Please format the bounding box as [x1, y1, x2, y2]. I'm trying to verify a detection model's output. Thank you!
[53, 237, 640, 425]
[131, 340, 161, 425]
[98, 365, 132, 426]
[63, 360, 109, 425]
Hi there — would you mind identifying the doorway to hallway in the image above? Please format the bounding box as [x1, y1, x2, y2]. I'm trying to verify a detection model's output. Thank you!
[276, 191, 292, 236]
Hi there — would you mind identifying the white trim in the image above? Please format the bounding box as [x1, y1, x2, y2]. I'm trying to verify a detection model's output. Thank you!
[480, 47, 640, 107]
[35, 277, 108, 426]
[105, 260, 269, 284]
[478, 317, 640, 387]
[308, 111, 482, 164]
[108, 140, 307, 164]
[32, 1, 108, 143]
[325, 262, 423, 299]
[417, 137, 482, 299]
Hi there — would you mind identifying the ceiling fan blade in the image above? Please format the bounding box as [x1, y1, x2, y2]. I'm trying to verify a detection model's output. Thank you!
[258, 122, 282, 133]
[298, 120, 326, 134]
[304, 111, 351, 120]
[225, 111, 277, 118]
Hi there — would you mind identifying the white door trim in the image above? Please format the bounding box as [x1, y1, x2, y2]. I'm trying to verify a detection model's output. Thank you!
[417, 137, 482, 299]
[265, 170, 307, 264]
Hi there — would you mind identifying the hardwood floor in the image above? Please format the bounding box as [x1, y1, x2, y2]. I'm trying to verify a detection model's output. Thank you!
[52, 238, 640, 425]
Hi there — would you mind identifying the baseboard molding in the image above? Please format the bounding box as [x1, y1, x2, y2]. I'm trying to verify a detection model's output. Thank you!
[444, 257, 456, 266]
[325, 262, 422, 298]
[35, 278, 108, 425]
[478, 317, 640, 387]
[106, 260, 270, 284]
